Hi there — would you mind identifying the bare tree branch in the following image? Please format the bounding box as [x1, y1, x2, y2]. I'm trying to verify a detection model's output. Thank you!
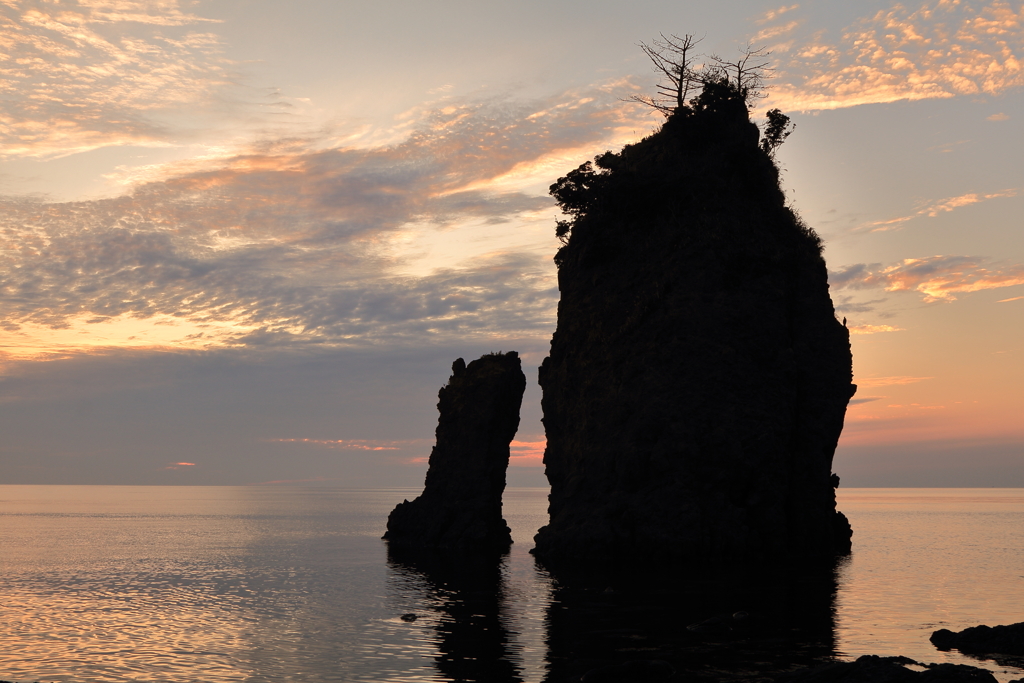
[709, 43, 774, 102]
[627, 35, 777, 116]
[626, 33, 705, 116]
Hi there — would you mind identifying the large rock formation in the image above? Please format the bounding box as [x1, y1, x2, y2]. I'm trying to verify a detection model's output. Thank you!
[533, 82, 855, 564]
[384, 352, 527, 553]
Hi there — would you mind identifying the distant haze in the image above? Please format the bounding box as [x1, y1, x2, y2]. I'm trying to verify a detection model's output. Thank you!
[1, 0, 1022, 487]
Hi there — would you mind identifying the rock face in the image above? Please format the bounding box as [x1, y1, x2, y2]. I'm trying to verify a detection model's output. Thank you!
[533, 83, 855, 564]
[932, 622, 1024, 657]
[384, 352, 527, 553]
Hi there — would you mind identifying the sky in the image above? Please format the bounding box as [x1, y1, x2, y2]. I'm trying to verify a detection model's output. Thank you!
[1, 0, 1022, 487]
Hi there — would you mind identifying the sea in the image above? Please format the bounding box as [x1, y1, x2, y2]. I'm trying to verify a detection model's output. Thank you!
[1, 486, 1023, 683]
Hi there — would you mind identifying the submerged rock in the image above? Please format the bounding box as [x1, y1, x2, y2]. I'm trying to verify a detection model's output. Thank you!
[384, 352, 526, 553]
[776, 655, 999, 683]
[533, 82, 854, 564]
[932, 622, 1024, 657]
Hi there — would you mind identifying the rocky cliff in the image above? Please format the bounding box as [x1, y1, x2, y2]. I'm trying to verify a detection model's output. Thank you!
[532, 82, 855, 564]
[385, 352, 527, 553]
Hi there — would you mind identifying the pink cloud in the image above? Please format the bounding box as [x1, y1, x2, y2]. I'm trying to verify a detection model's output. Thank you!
[509, 439, 545, 467]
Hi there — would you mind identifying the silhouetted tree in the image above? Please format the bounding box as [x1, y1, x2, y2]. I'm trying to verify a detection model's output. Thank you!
[551, 152, 617, 244]
[630, 35, 775, 116]
[628, 33, 706, 116]
[707, 43, 774, 105]
[760, 108, 795, 158]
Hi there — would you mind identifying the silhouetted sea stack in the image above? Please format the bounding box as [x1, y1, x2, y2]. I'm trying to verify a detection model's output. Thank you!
[384, 352, 527, 553]
[532, 81, 856, 565]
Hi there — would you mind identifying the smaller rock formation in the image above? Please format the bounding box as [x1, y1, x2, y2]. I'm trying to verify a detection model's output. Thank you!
[384, 352, 526, 553]
[932, 622, 1024, 658]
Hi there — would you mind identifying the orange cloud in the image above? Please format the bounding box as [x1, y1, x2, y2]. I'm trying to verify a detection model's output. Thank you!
[848, 324, 903, 334]
[757, 4, 800, 25]
[762, 1, 1024, 111]
[831, 255, 1024, 302]
[0, 0, 229, 157]
[856, 376, 934, 387]
[0, 86, 643, 355]
[864, 189, 1019, 231]
[163, 461, 196, 469]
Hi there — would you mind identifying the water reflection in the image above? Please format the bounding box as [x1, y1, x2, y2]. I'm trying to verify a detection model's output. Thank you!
[9, 487, 1018, 681]
[539, 558, 842, 683]
[387, 545, 524, 683]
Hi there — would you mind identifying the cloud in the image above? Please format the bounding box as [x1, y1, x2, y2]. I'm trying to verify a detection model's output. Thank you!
[830, 255, 1024, 302]
[998, 294, 1024, 302]
[855, 375, 933, 387]
[831, 294, 888, 314]
[0, 0, 230, 157]
[988, 112, 1011, 120]
[757, 4, 801, 25]
[0, 86, 642, 355]
[864, 189, 1019, 232]
[267, 438, 435, 451]
[761, 1, 1024, 111]
[849, 324, 904, 334]
[163, 461, 195, 469]
[510, 439, 545, 467]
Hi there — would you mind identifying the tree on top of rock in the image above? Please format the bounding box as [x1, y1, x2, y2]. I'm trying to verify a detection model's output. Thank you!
[549, 36, 799, 256]
[627, 34, 774, 116]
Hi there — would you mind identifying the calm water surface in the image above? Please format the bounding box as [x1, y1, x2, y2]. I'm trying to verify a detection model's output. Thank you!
[1, 486, 1022, 682]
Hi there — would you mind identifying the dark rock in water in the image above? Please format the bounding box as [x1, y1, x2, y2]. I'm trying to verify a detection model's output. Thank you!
[776, 654, 999, 683]
[932, 622, 1024, 657]
[533, 80, 854, 564]
[384, 352, 526, 553]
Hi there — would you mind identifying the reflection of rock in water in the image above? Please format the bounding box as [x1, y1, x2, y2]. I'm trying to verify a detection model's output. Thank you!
[387, 545, 523, 683]
[542, 559, 841, 683]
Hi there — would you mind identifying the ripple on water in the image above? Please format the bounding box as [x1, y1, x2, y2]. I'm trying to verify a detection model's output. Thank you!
[2, 487, 1024, 682]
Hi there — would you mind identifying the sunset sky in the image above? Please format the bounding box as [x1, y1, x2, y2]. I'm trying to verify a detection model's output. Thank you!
[1, 0, 1022, 487]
